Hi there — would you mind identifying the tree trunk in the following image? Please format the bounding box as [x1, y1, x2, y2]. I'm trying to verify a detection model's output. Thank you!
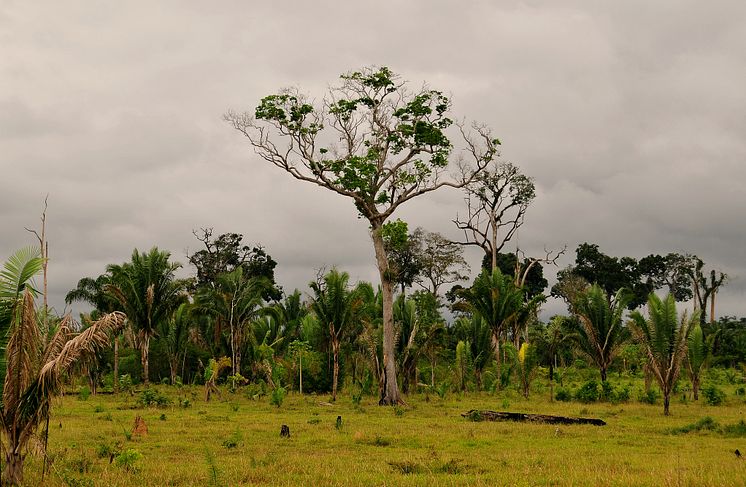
[169, 358, 177, 385]
[600, 367, 607, 383]
[492, 332, 502, 390]
[141, 335, 150, 386]
[299, 351, 303, 395]
[663, 393, 671, 416]
[692, 375, 699, 401]
[475, 368, 482, 391]
[113, 336, 120, 393]
[372, 226, 402, 405]
[710, 291, 716, 324]
[3, 450, 24, 486]
[331, 336, 340, 401]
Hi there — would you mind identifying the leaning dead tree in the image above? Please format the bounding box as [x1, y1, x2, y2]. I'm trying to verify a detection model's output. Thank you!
[453, 162, 535, 271]
[513, 246, 567, 288]
[226, 67, 497, 405]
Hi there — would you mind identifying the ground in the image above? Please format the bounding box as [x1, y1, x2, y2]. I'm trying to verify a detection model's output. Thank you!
[18, 384, 746, 486]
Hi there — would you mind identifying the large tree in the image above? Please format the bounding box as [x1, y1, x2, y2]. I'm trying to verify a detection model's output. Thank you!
[226, 66, 496, 405]
[106, 248, 187, 386]
[189, 228, 281, 301]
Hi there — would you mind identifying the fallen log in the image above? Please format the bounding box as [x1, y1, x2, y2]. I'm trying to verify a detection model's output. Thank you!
[462, 410, 606, 426]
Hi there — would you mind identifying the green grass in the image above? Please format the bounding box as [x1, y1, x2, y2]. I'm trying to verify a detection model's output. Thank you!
[18, 385, 746, 486]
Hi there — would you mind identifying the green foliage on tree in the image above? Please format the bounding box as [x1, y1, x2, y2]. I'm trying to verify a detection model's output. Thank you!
[106, 248, 188, 386]
[227, 66, 497, 405]
[629, 294, 700, 415]
[571, 284, 631, 382]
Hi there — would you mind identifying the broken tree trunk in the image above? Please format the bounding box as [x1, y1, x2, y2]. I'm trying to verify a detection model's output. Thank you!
[462, 410, 606, 426]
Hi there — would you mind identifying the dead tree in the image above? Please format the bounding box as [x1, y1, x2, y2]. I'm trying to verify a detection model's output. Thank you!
[453, 162, 535, 271]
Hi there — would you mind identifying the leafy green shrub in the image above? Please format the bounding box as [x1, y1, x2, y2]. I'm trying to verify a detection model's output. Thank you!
[78, 386, 91, 401]
[119, 374, 133, 393]
[269, 386, 286, 408]
[611, 385, 631, 404]
[638, 388, 660, 405]
[245, 382, 267, 400]
[734, 386, 745, 396]
[351, 388, 363, 407]
[600, 381, 614, 401]
[435, 382, 449, 399]
[180, 399, 192, 409]
[555, 387, 572, 402]
[114, 449, 143, 472]
[137, 389, 172, 407]
[575, 380, 599, 403]
[393, 406, 405, 417]
[702, 384, 726, 406]
[93, 404, 105, 413]
[722, 420, 746, 437]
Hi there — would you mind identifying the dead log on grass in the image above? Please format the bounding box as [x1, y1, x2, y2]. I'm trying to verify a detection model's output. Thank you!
[462, 410, 606, 426]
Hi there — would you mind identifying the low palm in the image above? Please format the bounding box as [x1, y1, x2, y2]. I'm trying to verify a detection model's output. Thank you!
[629, 293, 699, 415]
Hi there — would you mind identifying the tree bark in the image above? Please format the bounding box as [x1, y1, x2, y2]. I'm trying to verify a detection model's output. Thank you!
[663, 393, 671, 416]
[692, 375, 699, 401]
[3, 450, 24, 486]
[331, 334, 340, 401]
[600, 367, 607, 383]
[141, 335, 150, 386]
[372, 226, 402, 405]
[113, 336, 119, 393]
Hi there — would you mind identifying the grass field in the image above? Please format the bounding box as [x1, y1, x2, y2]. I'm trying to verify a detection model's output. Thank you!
[16, 384, 746, 486]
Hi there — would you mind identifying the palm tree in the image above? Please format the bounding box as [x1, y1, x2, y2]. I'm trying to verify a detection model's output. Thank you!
[1, 248, 125, 485]
[107, 248, 187, 386]
[454, 315, 493, 390]
[629, 294, 699, 415]
[686, 323, 713, 400]
[161, 302, 193, 385]
[571, 284, 631, 382]
[195, 267, 267, 376]
[309, 269, 362, 401]
[65, 273, 124, 391]
[460, 268, 542, 383]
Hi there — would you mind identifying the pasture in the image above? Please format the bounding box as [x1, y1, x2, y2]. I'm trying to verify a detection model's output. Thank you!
[23, 382, 746, 486]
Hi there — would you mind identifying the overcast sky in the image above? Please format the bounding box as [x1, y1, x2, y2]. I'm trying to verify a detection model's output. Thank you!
[2, 0, 744, 321]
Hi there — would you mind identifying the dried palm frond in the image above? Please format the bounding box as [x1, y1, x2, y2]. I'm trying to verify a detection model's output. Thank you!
[3, 291, 41, 413]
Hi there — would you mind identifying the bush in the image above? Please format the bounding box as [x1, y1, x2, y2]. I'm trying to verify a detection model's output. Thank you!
[702, 384, 726, 406]
[671, 416, 720, 434]
[269, 386, 286, 408]
[575, 381, 599, 403]
[555, 387, 572, 402]
[137, 389, 172, 408]
[638, 388, 660, 405]
[78, 386, 91, 401]
[119, 374, 133, 393]
[114, 449, 143, 472]
[612, 385, 631, 403]
[245, 382, 267, 401]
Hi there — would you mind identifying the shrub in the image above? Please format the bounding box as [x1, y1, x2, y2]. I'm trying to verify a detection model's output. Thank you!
[722, 420, 746, 437]
[119, 374, 133, 393]
[612, 385, 631, 403]
[351, 388, 363, 408]
[137, 389, 171, 408]
[93, 404, 105, 413]
[245, 382, 267, 400]
[600, 381, 614, 401]
[114, 449, 143, 472]
[78, 386, 91, 401]
[269, 386, 286, 408]
[555, 387, 572, 402]
[638, 388, 660, 405]
[575, 381, 599, 403]
[671, 416, 720, 434]
[702, 384, 726, 406]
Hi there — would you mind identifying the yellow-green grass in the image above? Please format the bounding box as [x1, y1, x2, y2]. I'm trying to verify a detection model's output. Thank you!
[16, 386, 746, 486]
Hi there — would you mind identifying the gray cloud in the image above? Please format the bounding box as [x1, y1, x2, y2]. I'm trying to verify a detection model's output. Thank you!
[1, 1, 744, 321]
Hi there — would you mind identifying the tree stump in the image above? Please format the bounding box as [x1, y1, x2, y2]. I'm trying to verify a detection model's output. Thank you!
[133, 415, 148, 437]
[280, 425, 290, 438]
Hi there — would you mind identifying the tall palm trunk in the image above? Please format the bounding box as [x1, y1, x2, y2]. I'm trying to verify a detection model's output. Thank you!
[113, 336, 120, 393]
[331, 332, 340, 401]
[140, 334, 150, 386]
